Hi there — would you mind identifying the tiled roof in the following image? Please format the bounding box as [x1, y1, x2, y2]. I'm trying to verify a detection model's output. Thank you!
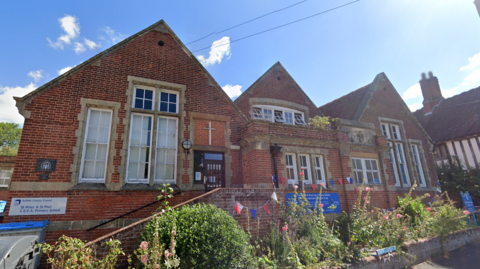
[318, 84, 371, 120]
[413, 86, 480, 143]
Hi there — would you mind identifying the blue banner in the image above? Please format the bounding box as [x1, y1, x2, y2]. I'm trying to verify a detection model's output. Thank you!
[285, 193, 342, 214]
[461, 191, 475, 212]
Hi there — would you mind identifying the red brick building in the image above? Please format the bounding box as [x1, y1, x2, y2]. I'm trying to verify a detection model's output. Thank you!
[1, 20, 437, 242]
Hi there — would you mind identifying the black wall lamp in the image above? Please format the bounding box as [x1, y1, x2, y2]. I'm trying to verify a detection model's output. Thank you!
[182, 140, 193, 154]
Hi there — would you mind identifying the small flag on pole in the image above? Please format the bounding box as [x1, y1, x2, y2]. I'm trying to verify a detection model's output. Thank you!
[281, 177, 286, 185]
[262, 203, 270, 214]
[250, 209, 257, 220]
[271, 192, 278, 203]
[338, 178, 343, 186]
[348, 177, 354, 184]
[312, 184, 316, 192]
[235, 202, 244, 215]
[330, 180, 334, 188]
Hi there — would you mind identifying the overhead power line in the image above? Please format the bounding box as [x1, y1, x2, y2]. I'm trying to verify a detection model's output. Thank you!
[185, 0, 309, 45]
[191, 0, 360, 53]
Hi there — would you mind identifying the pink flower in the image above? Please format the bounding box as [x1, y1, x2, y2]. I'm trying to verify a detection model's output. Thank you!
[366, 200, 370, 204]
[426, 207, 431, 211]
[397, 214, 402, 218]
[294, 185, 298, 189]
[384, 215, 389, 220]
[302, 167, 305, 170]
[300, 172, 304, 176]
[140, 241, 148, 251]
[320, 204, 324, 208]
[426, 193, 431, 197]
[172, 229, 176, 236]
[320, 183, 324, 187]
[165, 250, 170, 258]
[403, 226, 407, 230]
[141, 254, 148, 264]
[366, 187, 370, 191]
[156, 265, 160, 268]
[464, 210, 470, 215]
[282, 224, 288, 232]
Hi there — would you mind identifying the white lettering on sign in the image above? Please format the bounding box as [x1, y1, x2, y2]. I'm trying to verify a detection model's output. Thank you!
[8, 197, 68, 216]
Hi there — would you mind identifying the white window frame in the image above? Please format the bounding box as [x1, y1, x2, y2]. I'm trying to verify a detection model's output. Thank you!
[395, 143, 411, 186]
[252, 107, 263, 119]
[294, 113, 306, 125]
[285, 153, 298, 184]
[411, 144, 426, 187]
[352, 158, 381, 184]
[274, 110, 286, 123]
[299, 154, 312, 184]
[158, 89, 179, 114]
[284, 112, 293, 125]
[391, 124, 401, 140]
[381, 123, 391, 139]
[133, 86, 155, 111]
[251, 105, 305, 125]
[387, 142, 401, 187]
[79, 108, 112, 183]
[0, 169, 13, 188]
[126, 113, 153, 183]
[154, 116, 178, 183]
[313, 155, 326, 185]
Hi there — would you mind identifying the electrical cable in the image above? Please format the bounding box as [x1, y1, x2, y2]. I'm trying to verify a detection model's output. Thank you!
[185, 0, 309, 45]
[191, 0, 360, 53]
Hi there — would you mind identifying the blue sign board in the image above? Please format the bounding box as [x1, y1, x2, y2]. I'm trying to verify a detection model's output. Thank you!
[285, 193, 341, 214]
[460, 191, 477, 226]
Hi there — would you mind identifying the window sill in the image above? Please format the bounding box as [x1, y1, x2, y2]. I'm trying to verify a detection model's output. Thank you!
[120, 183, 180, 191]
[70, 183, 108, 191]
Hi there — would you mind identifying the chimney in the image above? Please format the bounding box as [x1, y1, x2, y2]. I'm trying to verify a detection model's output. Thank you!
[419, 71, 444, 115]
[476, 0, 480, 18]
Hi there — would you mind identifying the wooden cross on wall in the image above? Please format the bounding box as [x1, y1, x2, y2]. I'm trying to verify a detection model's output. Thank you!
[204, 122, 216, 145]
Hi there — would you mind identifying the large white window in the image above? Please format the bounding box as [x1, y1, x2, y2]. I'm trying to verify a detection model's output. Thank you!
[395, 143, 411, 186]
[252, 105, 305, 126]
[80, 108, 112, 183]
[0, 169, 12, 188]
[285, 153, 297, 184]
[155, 117, 178, 183]
[299, 155, 312, 183]
[314, 155, 326, 185]
[411, 144, 426, 187]
[352, 158, 381, 184]
[127, 114, 153, 183]
[387, 142, 401, 187]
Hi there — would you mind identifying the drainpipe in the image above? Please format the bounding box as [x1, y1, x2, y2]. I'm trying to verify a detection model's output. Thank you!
[270, 144, 282, 189]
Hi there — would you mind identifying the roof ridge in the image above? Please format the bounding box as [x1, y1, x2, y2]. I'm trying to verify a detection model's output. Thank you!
[319, 83, 371, 108]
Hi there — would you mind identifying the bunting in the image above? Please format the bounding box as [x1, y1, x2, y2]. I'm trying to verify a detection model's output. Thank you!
[250, 209, 257, 220]
[330, 180, 335, 188]
[272, 175, 276, 183]
[235, 202, 244, 215]
[321, 182, 326, 189]
[338, 178, 343, 186]
[437, 187, 442, 193]
[312, 184, 317, 192]
[262, 203, 270, 214]
[271, 192, 278, 203]
[382, 209, 386, 214]
[355, 188, 358, 194]
[281, 176, 286, 185]
[348, 177, 354, 184]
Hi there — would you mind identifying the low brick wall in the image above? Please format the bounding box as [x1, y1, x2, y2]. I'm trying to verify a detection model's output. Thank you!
[349, 227, 480, 269]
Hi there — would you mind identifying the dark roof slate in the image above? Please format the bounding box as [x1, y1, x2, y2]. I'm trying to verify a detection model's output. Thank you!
[318, 84, 371, 120]
[413, 86, 480, 143]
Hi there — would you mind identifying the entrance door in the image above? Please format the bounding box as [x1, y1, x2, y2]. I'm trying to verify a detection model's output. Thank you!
[194, 152, 224, 192]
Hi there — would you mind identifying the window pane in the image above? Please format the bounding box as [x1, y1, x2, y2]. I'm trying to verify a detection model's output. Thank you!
[96, 145, 108, 160]
[169, 104, 176, 113]
[136, 89, 144, 98]
[371, 160, 378, 170]
[83, 161, 95, 178]
[365, 160, 372, 170]
[160, 103, 168, 112]
[86, 126, 98, 143]
[316, 170, 322, 181]
[85, 144, 96, 159]
[205, 153, 223, 160]
[144, 100, 152, 110]
[144, 90, 153, 100]
[169, 94, 176, 103]
[94, 161, 105, 178]
[155, 117, 178, 182]
[161, 92, 169, 102]
[98, 127, 109, 143]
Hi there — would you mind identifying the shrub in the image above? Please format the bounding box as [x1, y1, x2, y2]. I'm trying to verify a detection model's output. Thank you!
[140, 203, 251, 269]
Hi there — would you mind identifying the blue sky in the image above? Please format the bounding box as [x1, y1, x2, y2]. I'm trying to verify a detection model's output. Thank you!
[1, 0, 479, 124]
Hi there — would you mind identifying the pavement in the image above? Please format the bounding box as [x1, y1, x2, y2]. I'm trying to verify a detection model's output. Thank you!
[413, 241, 480, 269]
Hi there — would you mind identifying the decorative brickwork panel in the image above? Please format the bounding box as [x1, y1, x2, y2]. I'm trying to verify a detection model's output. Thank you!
[193, 119, 225, 147]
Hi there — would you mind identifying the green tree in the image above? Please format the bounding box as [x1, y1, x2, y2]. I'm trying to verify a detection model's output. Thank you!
[0, 122, 22, 155]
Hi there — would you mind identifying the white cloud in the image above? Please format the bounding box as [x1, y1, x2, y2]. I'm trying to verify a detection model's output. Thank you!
[74, 42, 86, 54]
[27, 70, 44, 82]
[460, 68, 480, 88]
[402, 83, 422, 100]
[47, 15, 80, 49]
[0, 83, 37, 124]
[460, 52, 480, 71]
[102, 26, 127, 44]
[197, 37, 231, 67]
[222, 84, 242, 99]
[442, 87, 460, 98]
[58, 66, 74, 75]
[84, 38, 100, 50]
[407, 103, 422, 112]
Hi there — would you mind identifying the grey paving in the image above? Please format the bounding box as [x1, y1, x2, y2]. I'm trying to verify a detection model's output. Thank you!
[413, 241, 480, 269]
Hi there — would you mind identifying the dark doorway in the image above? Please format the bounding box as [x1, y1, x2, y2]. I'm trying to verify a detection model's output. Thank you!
[193, 152, 225, 192]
